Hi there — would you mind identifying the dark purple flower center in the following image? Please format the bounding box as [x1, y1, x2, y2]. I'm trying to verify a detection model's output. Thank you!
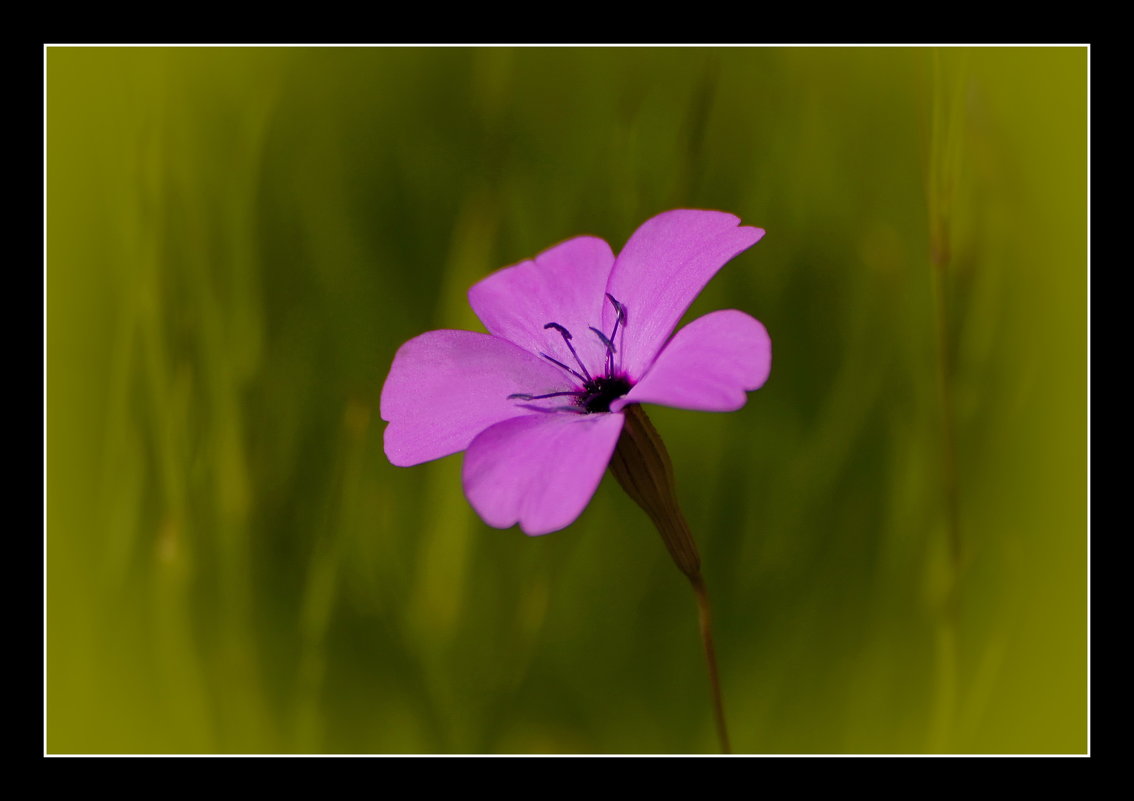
[576, 374, 633, 414]
[508, 293, 631, 414]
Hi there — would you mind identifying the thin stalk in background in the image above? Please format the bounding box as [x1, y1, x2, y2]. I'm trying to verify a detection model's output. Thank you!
[929, 50, 964, 571]
[926, 48, 967, 752]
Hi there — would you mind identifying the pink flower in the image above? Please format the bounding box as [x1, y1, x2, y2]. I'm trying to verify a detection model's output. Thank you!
[380, 209, 771, 536]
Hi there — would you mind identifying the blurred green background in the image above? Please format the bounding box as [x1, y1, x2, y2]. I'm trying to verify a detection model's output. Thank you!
[46, 46, 1087, 754]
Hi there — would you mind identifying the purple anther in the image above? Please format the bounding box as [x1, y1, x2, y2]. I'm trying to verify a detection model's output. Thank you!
[590, 326, 616, 355]
[543, 321, 593, 384]
[544, 322, 573, 340]
[606, 293, 626, 327]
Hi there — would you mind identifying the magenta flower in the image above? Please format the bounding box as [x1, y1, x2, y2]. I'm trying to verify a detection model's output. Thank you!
[380, 209, 771, 536]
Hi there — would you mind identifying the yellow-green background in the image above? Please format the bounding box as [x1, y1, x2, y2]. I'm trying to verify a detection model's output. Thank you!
[46, 46, 1087, 754]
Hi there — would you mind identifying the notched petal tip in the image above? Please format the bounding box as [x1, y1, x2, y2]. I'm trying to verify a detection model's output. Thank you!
[605, 210, 767, 380]
[642, 208, 763, 241]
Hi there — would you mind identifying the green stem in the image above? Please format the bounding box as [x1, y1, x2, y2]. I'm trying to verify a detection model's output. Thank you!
[610, 403, 732, 754]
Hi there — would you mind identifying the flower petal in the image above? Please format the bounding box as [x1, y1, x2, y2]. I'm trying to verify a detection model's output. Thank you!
[462, 411, 625, 536]
[612, 310, 771, 413]
[468, 235, 616, 378]
[380, 330, 572, 466]
[604, 210, 765, 381]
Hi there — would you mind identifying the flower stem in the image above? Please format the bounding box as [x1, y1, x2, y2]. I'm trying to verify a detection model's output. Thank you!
[610, 403, 732, 754]
[690, 572, 731, 754]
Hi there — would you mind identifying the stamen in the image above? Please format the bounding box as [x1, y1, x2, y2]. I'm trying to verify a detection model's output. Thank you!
[511, 301, 634, 416]
[540, 353, 588, 384]
[544, 322, 593, 383]
[508, 391, 586, 401]
[510, 402, 583, 415]
[605, 294, 627, 375]
[590, 326, 616, 355]
[590, 325, 618, 380]
[606, 293, 626, 330]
